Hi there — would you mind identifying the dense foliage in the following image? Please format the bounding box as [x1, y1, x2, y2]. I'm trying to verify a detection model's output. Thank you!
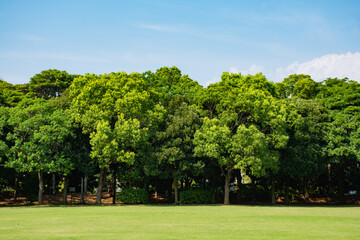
[180, 189, 212, 204]
[0, 69, 359, 205]
[116, 188, 149, 204]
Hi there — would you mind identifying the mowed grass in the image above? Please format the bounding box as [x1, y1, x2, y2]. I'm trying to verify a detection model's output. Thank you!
[0, 205, 359, 239]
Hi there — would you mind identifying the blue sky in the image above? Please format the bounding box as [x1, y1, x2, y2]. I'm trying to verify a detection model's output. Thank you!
[0, 0, 359, 86]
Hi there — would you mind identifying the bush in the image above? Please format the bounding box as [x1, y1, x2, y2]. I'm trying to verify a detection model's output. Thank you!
[116, 188, 149, 204]
[180, 189, 212, 204]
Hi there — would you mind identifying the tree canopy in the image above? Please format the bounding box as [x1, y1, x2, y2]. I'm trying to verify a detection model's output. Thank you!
[0, 68, 359, 205]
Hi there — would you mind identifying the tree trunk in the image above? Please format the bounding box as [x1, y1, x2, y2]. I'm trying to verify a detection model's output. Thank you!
[96, 167, 106, 204]
[338, 162, 345, 204]
[113, 169, 117, 205]
[185, 177, 190, 190]
[236, 170, 242, 203]
[251, 178, 256, 203]
[84, 175, 88, 194]
[52, 173, 56, 195]
[212, 190, 217, 204]
[63, 176, 69, 204]
[143, 177, 149, 191]
[303, 179, 309, 200]
[271, 178, 276, 205]
[13, 176, 18, 201]
[224, 171, 232, 205]
[211, 176, 217, 204]
[80, 177, 84, 204]
[154, 180, 159, 199]
[284, 177, 289, 204]
[174, 178, 179, 204]
[328, 164, 333, 196]
[166, 179, 172, 202]
[38, 171, 44, 204]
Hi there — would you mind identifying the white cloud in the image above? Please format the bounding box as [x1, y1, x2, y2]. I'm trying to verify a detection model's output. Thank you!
[247, 64, 264, 75]
[204, 76, 220, 87]
[202, 65, 265, 86]
[229, 64, 264, 75]
[229, 67, 239, 74]
[275, 52, 360, 82]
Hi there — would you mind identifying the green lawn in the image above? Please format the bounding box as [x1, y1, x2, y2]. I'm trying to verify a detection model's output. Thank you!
[0, 205, 359, 239]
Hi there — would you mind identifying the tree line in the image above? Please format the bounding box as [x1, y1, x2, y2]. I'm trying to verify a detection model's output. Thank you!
[0, 67, 359, 205]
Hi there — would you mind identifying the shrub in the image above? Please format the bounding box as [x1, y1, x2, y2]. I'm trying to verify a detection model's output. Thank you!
[180, 189, 212, 204]
[116, 188, 149, 204]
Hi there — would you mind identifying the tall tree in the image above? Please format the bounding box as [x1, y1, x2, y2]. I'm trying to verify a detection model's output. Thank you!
[69, 72, 162, 203]
[276, 74, 318, 99]
[194, 118, 277, 204]
[279, 98, 328, 199]
[151, 66, 202, 104]
[0, 107, 9, 163]
[194, 72, 288, 204]
[49, 90, 93, 203]
[29, 69, 76, 99]
[156, 95, 202, 203]
[5, 98, 74, 204]
[0, 79, 30, 107]
[317, 78, 360, 202]
[141, 67, 203, 201]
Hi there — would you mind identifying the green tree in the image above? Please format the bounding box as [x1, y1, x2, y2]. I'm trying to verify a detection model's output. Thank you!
[5, 98, 74, 204]
[49, 90, 93, 203]
[140, 67, 203, 201]
[156, 95, 202, 203]
[279, 98, 327, 200]
[150, 66, 202, 104]
[0, 79, 30, 107]
[277, 74, 318, 99]
[29, 69, 76, 99]
[194, 72, 287, 204]
[317, 78, 360, 201]
[0, 107, 9, 163]
[69, 72, 162, 203]
[0, 89, 5, 107]
[194, 118, 276, 204]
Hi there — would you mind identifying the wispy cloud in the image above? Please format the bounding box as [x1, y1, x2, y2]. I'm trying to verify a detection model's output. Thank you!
[138, 23, 194, 34]
[138, 22, 248, 46]
[0, 51, 106, 63]
[274, 52, 360, 82]
[221, 7, 327, 26]
[221, 7, 332, 39]
[18, 34, 48, 42]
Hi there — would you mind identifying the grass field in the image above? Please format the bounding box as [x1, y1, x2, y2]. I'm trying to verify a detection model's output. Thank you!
[0, 205, 359, 239]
